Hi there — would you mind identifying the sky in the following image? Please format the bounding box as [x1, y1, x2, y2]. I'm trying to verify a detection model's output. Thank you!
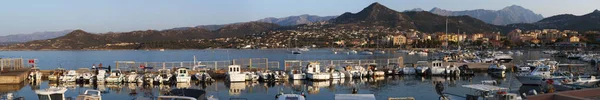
[0, 0, 598, 36]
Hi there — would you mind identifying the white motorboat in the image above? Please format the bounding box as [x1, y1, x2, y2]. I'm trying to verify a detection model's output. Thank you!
[35, 87, 67, 100]
[194, 69, 214, 82]
[125, 71, 139, 83]
[448, 84, 522, 100]
[226, 65, 246, 82]
[244, 72, 259, 81]
[415, 61, 429, 75]
[48, 68, 65, 81]
[366, 64, 385, 77]
[514, 51, 523, 55]
[76, 68, 93, 83]
[155, 69, 172, 84]
[335, 94, 376, 100]
[276, 93, 306, 100]
[298, 47, 310, 51]
[326, 65, 344, 79]
[29, 67, 43, 81]
[401, 63, 416, 75]
[516, 65, 565, 85]
[61, 70, 78, 82]
[360, 50, 373, 55]
[95, 69, 107, 83]
[76, 89, 102, 100]
[374, 50, 385, 54]
[547, 75, 600, 91]
[273, 70, 288, 80]
[407, 51, 416, 55]
[258, 71, 273, 81]
[494, 53, 513, 63]
[175, 67, 191, 83]
[428, 61, 447, 76]
[417, 51, 428, 56]
[289, 69, 305, 80]
[305, 62, 331, 81]
[445, 64, 461, 76]
[342, 65, 366, 78]
[349, 50, 358, 54]
[105, 69, 124, 83]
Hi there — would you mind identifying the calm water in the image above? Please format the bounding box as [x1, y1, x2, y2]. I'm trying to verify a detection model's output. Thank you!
[0, 49, 596, 100]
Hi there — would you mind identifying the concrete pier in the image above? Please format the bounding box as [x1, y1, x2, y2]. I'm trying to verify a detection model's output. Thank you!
[0, 68, 31, 84]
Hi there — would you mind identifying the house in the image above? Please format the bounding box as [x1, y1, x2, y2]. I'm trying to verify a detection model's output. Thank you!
[392, 35, 407, 46]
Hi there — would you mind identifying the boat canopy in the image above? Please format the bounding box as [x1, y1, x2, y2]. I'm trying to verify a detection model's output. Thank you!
[462, 84, 507, 92]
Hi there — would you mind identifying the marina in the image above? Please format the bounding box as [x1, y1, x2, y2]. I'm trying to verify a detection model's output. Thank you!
[0, 49, 599, 100]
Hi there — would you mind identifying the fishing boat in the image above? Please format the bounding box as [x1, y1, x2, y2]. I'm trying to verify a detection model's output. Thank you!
[35, 87, 67, 100]
[61, 70, 78, 82]
[105, 69, 124, 83]
[29, 67, 43, 81]
[176, 67, 192, 83]
[289, 66, 306, 80]
[159, 89, 218, 100]
[428, 61, 447, 76]
[305, 62, 330, 81]
[48, 68, 65, 81]
[76, 90, 102, 100]
[415, 61, 429, 75]
[226, 65, 246, 82]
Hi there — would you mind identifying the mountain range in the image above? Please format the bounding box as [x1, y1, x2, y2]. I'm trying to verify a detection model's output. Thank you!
[3, 2, 600, 50]
[428, 5, 544, 25]
[2, 22, 278, 50]
[507, 10, 600, 32]
[331, 2, 501, 33]
[0, 30, 73, 43]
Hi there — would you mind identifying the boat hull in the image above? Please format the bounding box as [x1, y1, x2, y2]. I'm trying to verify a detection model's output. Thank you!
[227, 74, 246, 82]
[307, 73, 330, 81]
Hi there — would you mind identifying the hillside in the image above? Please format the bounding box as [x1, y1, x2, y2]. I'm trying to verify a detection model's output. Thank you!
[507, 10, 600, 32]
[331, 2, 501, 33]
[429, 5, 544, 25]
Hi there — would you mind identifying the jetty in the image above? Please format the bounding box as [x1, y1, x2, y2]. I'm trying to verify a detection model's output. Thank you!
[0, 58, 33, 84]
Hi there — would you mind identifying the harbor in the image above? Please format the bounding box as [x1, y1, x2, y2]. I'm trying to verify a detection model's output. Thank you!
[0, 49, 599, 100]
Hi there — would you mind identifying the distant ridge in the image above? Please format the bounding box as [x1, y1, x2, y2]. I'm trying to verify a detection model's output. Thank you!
[0, 30, 73, 43]
[429, 5, 544, 25]
[507, 10, 600, 32]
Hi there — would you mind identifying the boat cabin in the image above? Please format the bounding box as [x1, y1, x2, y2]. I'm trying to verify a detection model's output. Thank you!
[35, 87, 67, 100]
[228, 65, 241, 74]
[305, 62, 321, 74]
[431, 60, 443, 68]
[177, 67, 190, 76]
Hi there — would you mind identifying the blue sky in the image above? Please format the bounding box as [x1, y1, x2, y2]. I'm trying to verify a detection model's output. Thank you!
[0, 0, 598, 35]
